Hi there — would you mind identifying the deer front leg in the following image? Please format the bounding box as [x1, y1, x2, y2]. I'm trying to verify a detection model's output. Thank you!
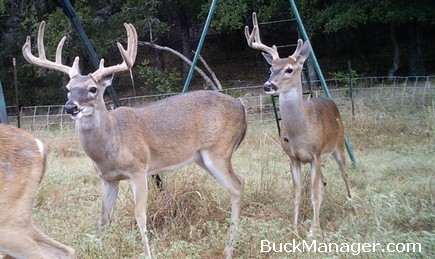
[309, 158, 325, 236]
[99, 180, 120, 234]
[130, 173, 152, 258]
[290, 158, 302, 236]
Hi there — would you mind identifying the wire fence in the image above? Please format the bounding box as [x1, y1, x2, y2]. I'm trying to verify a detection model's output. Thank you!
[5, 76, 434, 131]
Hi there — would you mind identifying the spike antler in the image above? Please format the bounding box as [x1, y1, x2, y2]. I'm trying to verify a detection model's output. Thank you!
[244, 12, 280, 60]
[22, 21, 80, 78]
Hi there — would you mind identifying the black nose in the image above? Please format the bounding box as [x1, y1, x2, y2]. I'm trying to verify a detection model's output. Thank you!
[263, 82, 276, 92]
[64, 103, 78, 115]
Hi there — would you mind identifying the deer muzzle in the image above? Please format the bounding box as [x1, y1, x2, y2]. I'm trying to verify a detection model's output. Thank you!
[263, 82, 277, 94]
[64, 102, 80, 116]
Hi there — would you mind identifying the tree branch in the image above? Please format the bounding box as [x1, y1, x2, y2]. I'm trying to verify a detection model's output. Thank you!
[139, 41, 220, 90]
[192, 50, 222, 90]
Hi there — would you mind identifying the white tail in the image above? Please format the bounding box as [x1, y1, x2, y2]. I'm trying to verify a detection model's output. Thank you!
[0, 124, 75, 258]
[23, 22, 247, 258]
[245, 12, 351, 236]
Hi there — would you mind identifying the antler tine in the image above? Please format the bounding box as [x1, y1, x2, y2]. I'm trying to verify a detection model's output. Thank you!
[290, 39, 304, 59]
[22, 21, 80, 78]
[37, 22, 47, 60]
[244, 12, 280, 60]
[91, 23, 138, 81]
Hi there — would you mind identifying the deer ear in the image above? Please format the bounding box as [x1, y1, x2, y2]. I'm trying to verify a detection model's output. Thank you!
[262, 52, 274, 65]
[100, 74, 114, 88]
[297, 41, 311, 63]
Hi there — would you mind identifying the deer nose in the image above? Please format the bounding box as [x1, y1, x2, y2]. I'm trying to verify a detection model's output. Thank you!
[264, 82, 277, 92]
[64, 102, 78, 115]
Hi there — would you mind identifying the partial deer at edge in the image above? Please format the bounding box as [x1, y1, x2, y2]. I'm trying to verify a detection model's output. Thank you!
[245, 12, 352, 236]
[23, 21, 247, 258]
[0, 123, 75, 258]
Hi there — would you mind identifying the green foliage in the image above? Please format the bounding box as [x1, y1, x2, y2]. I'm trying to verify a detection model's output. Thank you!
[330, 69, 364, 88]
[302, 0, 435, 33]
[200, 0, 249, 32]
[256, 0, 291, 21]
[0, 0, 4, 13]
[137, 60, 182, 95]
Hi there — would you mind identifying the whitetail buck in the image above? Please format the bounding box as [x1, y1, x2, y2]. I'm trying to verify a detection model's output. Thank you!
[245, 13, 351, 236]
[23, 21, 247, 258]
[0, 123, 75, 258]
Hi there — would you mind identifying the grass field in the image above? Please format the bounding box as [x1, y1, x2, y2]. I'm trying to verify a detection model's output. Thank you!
[2, 103, 434, 258]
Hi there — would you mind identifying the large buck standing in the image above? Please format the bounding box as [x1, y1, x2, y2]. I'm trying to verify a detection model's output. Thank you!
[22, 21, 247, 258]
[0, 123, 75, 258]
[245, 13, 351, 236]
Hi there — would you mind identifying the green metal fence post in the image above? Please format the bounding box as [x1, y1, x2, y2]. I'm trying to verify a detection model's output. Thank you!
[182, 0, 218, 93]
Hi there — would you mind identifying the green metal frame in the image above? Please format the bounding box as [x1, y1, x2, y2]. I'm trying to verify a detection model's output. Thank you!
[288, 0, 356, 165]
[0, 78, 8, 124]
[57, 0, 121, 107]
[182, 0, 218, 93]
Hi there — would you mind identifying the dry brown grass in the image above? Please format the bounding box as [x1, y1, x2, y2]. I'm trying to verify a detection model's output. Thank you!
[1, 103, 433, 258]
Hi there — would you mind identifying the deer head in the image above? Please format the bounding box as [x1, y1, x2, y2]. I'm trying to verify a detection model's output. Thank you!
[22, 21, 138, 120]
[244, 12, 311, 95]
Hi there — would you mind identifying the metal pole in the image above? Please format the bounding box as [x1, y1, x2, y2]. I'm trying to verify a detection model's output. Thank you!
[182, 0, 218, 93]
[289, 0, 356, 165]
[13, 58, 20, 127]
[0, 78, 8, 124]
[57, 0, 121, 107]
[348, 60, 355, 117]
[289, 0, 330, 97]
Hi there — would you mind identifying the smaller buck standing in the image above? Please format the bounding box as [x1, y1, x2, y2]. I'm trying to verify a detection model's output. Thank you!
[245, 13, 352, 236]
[23, 22, 247, 258]
[0, 124, 75, 258]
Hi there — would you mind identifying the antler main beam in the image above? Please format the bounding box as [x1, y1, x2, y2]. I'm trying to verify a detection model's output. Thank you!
[90, 23, 138, 81]
[22, 21, 80, 78]
[244, 12, 280, 60]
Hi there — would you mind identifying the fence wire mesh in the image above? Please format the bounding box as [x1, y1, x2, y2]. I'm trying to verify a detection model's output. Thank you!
[5, 76, 433, 131]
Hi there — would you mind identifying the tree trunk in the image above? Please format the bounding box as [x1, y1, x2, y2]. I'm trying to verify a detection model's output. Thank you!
[407, 19, 426, 76]
[388, 23, 400, 78]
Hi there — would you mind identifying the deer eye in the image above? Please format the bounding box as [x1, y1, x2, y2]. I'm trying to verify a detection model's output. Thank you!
[285, 68, 293, 74]
[89, 87, 97, 94]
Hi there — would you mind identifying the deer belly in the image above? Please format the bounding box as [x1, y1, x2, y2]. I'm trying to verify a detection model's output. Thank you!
[148, 152, 200, 173]
[284, 143, 314, 163]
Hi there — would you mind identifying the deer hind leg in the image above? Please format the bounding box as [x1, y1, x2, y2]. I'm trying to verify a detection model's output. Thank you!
[130, 173, 152, 258]
[289, 158, 302, 236]
[309, 158, 324, 236]
[196, 150, 244, 259]
[332, 148, 351, 198]
[99, 180, 120, 234]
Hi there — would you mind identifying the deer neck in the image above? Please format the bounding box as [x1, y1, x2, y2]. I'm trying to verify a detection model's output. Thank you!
[279, 81, 308, 139]
[75, 105, 116, 161]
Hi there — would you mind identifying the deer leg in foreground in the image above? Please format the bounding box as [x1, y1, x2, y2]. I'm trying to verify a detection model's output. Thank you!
[310, 159, 325, 236]
[290, 158, 302, 236]
[196, 150, 244, 259]
[1, 225, 74, 258]
[99, 180, 120, 233]
[130, 173, 152, 258]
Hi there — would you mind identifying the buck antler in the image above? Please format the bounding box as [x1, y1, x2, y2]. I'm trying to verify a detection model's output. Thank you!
[90, 23, 137, 81]
[244, 12, 280, 60]
[22, 21, 80, 78]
